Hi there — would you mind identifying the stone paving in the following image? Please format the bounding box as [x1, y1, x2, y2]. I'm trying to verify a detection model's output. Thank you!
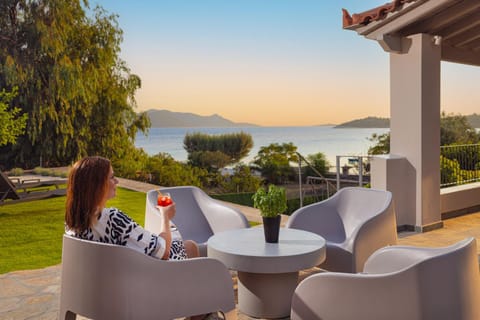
[0, 265, 61, 320]
[2, 177, 480, 319]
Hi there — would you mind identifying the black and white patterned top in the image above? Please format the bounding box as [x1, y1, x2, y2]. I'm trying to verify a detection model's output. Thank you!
[66, 207, 167, 259]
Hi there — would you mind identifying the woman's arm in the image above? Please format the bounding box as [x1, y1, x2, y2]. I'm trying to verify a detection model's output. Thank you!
[157, 202, 176, 260]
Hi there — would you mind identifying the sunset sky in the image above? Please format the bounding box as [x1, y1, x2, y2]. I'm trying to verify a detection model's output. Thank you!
[92, 0, 479, 126]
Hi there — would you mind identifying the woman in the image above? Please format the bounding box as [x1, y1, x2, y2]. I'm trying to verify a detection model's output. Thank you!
[65, 156, 199, 260]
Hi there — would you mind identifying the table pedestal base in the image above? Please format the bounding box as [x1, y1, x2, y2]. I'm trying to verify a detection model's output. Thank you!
[238, 271, 298, 319]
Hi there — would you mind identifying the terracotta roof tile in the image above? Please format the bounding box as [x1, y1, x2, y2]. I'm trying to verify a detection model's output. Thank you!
[342, 0, 418, 28]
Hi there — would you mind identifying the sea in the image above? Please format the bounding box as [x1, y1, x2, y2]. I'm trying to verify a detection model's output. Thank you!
[135, 126, 390, 167]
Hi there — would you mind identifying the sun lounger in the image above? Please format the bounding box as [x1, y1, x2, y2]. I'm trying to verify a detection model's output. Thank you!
[11, 176, 67, 192]
[0, 171, 66, 205]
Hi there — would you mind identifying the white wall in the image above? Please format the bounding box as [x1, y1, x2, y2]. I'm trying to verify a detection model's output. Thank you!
[441, 183, 480, 218]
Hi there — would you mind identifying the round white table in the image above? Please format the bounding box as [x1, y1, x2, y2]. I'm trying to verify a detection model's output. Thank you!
[207, 227, 326, 319]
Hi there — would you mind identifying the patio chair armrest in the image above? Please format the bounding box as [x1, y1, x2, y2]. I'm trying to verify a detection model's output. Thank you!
[364, 238, 475, 274]
[199, 197, 250, 232]
[345, 199, 397, 271]
[362, 245, 431, 274]
[291, 271, 420, 320]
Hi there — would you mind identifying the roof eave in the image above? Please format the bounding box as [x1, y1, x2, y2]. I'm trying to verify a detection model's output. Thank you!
[346, 0, 457, 41]
[442, 45, 480, 67]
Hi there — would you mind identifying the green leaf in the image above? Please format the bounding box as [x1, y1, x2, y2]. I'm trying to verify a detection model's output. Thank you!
[252, 184, 287, 218]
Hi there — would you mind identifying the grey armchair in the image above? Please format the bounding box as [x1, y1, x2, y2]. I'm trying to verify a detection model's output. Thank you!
[291, 237, 480, 320]
[286, 187, 397, 272]
[59, 235, 237, 320]
[145, 186, 250, 256]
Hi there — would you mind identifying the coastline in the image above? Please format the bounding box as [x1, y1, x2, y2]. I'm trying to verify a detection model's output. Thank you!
[135, 126, 389, 165]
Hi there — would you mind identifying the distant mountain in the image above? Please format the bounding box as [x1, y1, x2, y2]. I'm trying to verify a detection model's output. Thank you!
[335, 114, 480, 129]
[335, 117, 390, 128]
[146, 109, 258, 128]
[145, 110, 480, 129]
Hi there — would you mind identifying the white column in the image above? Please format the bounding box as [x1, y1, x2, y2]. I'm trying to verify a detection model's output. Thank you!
[371, 155, 416, 229]
[389, 33, 442, 231]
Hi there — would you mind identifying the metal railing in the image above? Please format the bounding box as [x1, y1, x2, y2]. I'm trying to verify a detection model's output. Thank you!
[295, 144, 480, 207]
[296, 153, 374, 208]
[335, 155, 372, 190]
[440, 144, 480, 187]
[296, 152, 337, 207]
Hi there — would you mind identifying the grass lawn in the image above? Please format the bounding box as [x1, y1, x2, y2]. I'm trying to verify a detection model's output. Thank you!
[0, 187, 146, 274]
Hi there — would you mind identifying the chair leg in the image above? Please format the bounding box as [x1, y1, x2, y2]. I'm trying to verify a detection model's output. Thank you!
[64, 310, 76, 320]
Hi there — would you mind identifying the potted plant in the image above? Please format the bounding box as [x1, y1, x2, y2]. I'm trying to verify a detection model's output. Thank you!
[252, 184, 287, 243]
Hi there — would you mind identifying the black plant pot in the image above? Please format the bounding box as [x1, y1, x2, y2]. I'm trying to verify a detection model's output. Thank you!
[262, 215, 281, 243]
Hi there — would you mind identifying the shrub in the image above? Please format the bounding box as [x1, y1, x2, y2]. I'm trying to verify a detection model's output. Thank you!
[221, 165, 262, 193]
[286, 196, 322, 215]
[33, 167, 53, 176]
[184, 131, 253, 171]
[210, 192, 255, 207]
[145, 153, 207, 187]
[8, 167, 24, 176]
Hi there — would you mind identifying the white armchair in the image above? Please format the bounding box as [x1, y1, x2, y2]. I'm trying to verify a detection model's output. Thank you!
[145, 186, 250, 256]
[59, 235, 237, 320]
[291, 237, 480, 320]
[286, 187, 397, 272]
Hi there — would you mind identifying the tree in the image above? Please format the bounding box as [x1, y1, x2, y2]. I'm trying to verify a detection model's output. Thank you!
[368, 113, 480, 155]
[0, 0, 149, 168]
[440, 112, 479, 145]
[0, 87, 27, 147]
[221, 164, 262, 193]
[187, 151, 231, 172]
[144, 153, 207, 187]
[304, 152, 330, 177]
[367, 133, 391, 155]
[252, 142, 298, 184]
[184, 132, 253, 171]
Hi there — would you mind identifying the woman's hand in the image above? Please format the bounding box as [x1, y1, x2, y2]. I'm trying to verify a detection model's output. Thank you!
[157, 202, 176, 220]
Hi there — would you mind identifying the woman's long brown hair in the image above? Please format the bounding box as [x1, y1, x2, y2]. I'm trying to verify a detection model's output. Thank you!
[65, 156, 111, 233]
